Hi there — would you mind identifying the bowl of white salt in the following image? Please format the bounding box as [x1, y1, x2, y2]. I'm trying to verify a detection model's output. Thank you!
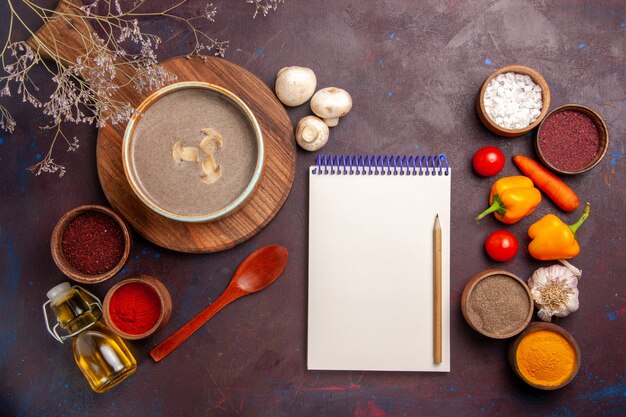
[477, 65, 551, 137]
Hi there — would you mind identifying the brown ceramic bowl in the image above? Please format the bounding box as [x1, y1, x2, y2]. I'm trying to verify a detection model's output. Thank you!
[509, 322, 581, 390]
[103, 275, 172, 340]
[477, 64, 551, 137]
[461, 269, 534, 339]
[535, 104, 609, 175]
[51, 205, 131, 284]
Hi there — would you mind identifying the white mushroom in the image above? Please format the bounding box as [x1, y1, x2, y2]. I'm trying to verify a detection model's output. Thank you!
[171, 128, 224, 184]
[172, 141, 201, 162]
[295, 116, 329, 151]
[199, 128, 223, 184]
[310, 87, 352, 127]
[275, 66, 317, 107]
[200, 156, 222, 184]
[199, 128, 223, 155]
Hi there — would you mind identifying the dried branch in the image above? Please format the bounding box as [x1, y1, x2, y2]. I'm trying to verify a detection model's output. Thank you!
[246, 0, 284, 18]
[1, 0, 229, 176]
[1, 0, 286, 177]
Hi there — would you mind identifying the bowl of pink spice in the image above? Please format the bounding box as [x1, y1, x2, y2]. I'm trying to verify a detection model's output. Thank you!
[103, 275, 172, 340]
[51, 205, 132, 284]
[535, 104, 609, 175]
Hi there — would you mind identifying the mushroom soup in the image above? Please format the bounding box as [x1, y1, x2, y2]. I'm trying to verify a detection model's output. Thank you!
[130, 88, 258, 217]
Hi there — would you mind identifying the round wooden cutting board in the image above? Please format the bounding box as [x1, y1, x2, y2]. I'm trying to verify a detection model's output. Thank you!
[96, 56, 296, 253]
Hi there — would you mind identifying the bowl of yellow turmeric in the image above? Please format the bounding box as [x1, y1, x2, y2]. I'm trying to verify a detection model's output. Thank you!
[509, 322, 580, 390]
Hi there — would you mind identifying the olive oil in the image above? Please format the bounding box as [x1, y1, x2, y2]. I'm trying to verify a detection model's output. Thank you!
[50, 287, 100, 333]
[72, 322, 136, 392]
[45, 283, 137, 393]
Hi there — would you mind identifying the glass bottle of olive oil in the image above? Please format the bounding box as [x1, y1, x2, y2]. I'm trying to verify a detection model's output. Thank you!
[44, 283, 137, 393]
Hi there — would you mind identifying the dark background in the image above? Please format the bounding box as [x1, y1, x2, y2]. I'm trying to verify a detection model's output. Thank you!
[1, 1, 624, 416]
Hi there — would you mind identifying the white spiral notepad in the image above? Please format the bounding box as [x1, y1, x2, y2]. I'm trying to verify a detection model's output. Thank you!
[308, 155, 451, 372]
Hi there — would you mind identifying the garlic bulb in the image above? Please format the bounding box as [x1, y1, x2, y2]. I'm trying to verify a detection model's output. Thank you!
[528, 265, 580, 322]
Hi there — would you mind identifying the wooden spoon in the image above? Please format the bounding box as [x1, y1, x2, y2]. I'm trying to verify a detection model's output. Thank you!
[150, 245, 288, 362]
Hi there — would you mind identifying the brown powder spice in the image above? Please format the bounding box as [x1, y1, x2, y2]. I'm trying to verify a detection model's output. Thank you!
[468, 275, 530, 337]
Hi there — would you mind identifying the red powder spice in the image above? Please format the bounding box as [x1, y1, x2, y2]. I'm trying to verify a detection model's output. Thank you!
[109, 282, 162, 335]
[538, 110, 600, 171]
[61, 212, 125, 275]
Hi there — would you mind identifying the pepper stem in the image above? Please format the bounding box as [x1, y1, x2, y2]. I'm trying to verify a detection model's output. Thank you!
[475, 195, 505, 221]
[569, 202, 590, 235]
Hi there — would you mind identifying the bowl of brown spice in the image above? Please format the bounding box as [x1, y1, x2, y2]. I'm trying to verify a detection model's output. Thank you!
[461, 269, 534, 339]
[51, 205, 132, 284]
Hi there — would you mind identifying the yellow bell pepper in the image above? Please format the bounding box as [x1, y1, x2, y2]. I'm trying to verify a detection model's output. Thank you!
[528, 203, 590, 260]
[476, 176, 542, 224]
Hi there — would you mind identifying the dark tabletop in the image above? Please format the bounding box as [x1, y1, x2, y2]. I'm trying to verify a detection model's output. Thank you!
[1, 1, 625, 416]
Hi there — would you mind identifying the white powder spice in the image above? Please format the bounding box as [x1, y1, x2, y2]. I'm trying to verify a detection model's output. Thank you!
[483, 72, 543, 130]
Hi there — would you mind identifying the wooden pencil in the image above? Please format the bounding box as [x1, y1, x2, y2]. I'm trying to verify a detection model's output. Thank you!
[434, 214, 442, 364]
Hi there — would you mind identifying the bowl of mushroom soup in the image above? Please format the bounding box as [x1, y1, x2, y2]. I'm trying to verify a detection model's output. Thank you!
[122, 82, 264, 223]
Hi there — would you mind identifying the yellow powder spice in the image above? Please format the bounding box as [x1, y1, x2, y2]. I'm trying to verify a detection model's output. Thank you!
[516, 329, 577, 387]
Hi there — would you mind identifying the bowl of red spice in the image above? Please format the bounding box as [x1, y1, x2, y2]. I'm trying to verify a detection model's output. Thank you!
[536, 104, 609, 175]
[51, 205, 131, 284]
[103, 275, 172, 340]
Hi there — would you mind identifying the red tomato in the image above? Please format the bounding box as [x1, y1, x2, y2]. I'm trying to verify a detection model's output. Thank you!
[485, 230, 518, 262]
[473, 146, 505, 177]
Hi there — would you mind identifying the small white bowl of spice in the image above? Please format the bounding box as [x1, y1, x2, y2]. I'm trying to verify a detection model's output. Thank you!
[477, 65, 551, 137]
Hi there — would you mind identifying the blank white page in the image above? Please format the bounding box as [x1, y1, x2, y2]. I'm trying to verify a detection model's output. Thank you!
[308, 165, 451, 372]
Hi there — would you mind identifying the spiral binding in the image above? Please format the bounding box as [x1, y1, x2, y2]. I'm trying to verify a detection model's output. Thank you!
[312, 154, 449, 176]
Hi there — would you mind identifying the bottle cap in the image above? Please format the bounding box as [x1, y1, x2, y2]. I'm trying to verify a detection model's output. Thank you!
[47, 282, 71, 301]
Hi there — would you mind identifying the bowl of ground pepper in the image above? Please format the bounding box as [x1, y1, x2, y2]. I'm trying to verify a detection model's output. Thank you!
[461, 269, 534, 339]
[536, 104, 609, 174]
[103, 275, 172, 340]
[51, 205, 131, 284]
[509, 322, 580, 390]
